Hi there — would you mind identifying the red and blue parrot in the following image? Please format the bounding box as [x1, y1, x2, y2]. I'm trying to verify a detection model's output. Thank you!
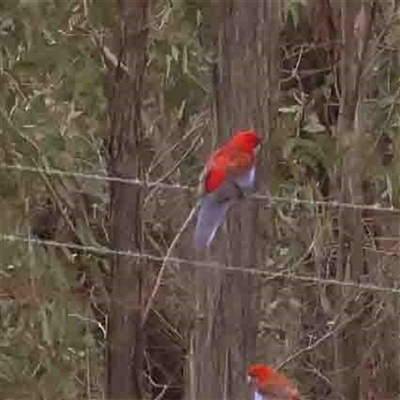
[194, 130, 262, 249]
[248, 363, 300, 400]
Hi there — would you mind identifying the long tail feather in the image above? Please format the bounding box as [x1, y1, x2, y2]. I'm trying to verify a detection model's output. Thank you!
[194, 195, 231, 249]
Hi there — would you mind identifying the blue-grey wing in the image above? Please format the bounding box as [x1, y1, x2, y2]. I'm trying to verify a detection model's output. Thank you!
[214, 166, 256, 202]
[231, 166, 256, 191]
[194, 166, 255, 249]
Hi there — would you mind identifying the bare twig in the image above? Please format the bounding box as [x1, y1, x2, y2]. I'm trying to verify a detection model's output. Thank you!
[278, 305, 367, 369]
[141, 204, 199, 326]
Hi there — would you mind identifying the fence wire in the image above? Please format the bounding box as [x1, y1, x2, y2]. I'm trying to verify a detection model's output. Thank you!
[1, 163, 400, 213]
[0, 162, 399, 295]
[1, 233, 399, 295]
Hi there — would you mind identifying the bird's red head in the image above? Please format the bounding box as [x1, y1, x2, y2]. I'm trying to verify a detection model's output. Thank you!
[230, 130, 262, 153]
[247, 363, 274, 386]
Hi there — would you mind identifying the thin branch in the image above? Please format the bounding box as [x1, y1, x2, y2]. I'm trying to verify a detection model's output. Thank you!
[141, 204, 200, 326]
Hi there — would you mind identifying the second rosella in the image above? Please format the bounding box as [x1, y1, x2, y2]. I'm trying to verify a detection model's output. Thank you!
[248, 363, 300, 400]
[194, 130, 261, 249]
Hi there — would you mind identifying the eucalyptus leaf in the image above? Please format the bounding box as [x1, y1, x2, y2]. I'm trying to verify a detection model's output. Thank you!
[171, 44, 179, 61]
[303, 112, 326, 133]
[279, 105, 302, 114]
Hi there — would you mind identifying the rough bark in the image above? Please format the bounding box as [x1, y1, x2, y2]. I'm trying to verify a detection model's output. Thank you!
[332, 1, 378, 399]
[105, 1, 150, 399]
[193, 1, 281, 399]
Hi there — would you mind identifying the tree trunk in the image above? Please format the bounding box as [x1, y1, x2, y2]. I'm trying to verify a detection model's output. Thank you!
[105, 1, 150, 399]
[332, 1, 376, 398]
[193, 1, 281, 399]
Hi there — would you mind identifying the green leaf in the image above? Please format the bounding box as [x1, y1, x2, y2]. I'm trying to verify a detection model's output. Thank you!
[196, 9, 202, 27]
[303, 112, 326, 133]
[182, 44, 188, 73]
[279, 105, 302, 114]
[171, 44, 179, 61]
[40, 306, 52, 347]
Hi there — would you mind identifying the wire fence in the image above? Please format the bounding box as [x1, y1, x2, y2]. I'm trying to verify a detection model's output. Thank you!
[1, 162, 400, 213]
[0, 162, 399, 295]
[1, 233, 399, 295]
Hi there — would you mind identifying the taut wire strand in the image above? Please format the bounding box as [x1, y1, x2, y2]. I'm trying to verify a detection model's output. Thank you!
[1, 233, 399, 295]
[1, 163, 399, 213]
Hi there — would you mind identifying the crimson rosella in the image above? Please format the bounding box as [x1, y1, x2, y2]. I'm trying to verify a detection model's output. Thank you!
[248, 364, 300, 400]
[194, 130, 262, 249]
